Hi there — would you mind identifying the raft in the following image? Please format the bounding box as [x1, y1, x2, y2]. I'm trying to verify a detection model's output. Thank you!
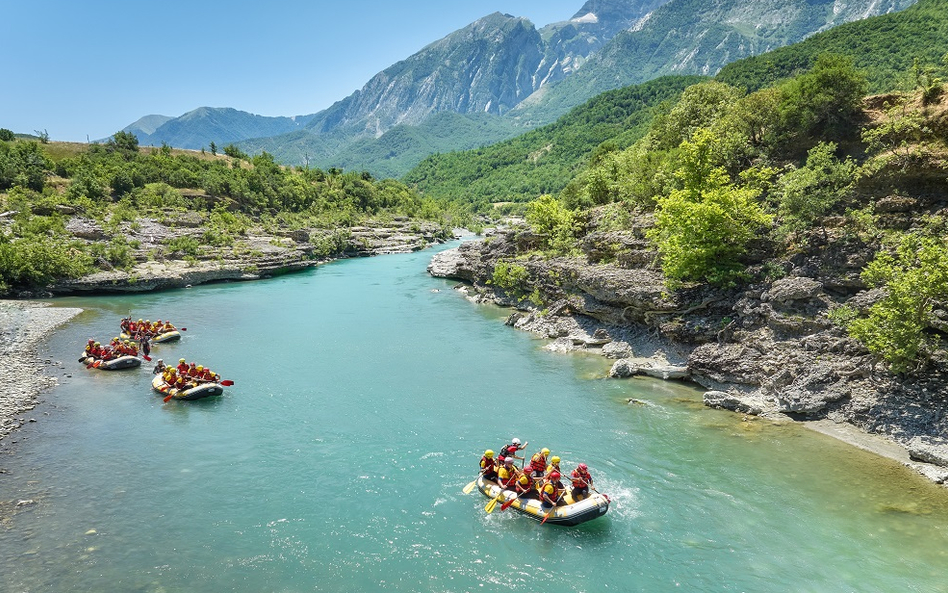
[476, 475, 610, 526]
[79, 355, 142, 370]
[152, 374, 223, 401]
[121, 330, 181, 343]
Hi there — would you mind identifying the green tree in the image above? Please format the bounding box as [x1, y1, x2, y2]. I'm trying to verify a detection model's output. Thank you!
[777, 142, 856, 235]
[0, 128, 15, 142]
[525, 194, 578, 255]
[777, 54, 867, 143]
[648, 129, 772, 286]
[844, 234, 948, 373]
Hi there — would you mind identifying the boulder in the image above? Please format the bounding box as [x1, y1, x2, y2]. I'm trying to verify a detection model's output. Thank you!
[764, 276, 823, 304]
[703, 390, 771, 416]
[609, 358, 689, 380]
[907, 436, 948, 468]
[602, 341, 633, 359]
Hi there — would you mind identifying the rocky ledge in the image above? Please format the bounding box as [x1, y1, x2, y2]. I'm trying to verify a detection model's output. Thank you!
[429, 229, 948, 486]
[15, 215, 450, 297]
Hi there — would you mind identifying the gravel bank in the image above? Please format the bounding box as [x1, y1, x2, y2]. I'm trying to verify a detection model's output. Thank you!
[0, 300, 83, 442]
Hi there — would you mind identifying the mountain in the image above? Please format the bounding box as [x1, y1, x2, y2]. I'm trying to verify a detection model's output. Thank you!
[120, 0, 918, 176]
[405, 0, 948, 204]
[508, 0, 918, 125]
[403, 75, 705, 203]
[122, 114, 173, 138]
[716, 0, 948, 94]
[125, 107, 317, 149]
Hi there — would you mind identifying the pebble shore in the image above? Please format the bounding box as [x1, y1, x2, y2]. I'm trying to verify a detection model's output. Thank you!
[0, 300, 83, 442]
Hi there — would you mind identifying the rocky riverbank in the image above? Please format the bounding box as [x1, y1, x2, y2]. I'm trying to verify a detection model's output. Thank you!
[0, 301, 82, 444]
[428, 228, 948, 486]
[5, 212, 451, 298]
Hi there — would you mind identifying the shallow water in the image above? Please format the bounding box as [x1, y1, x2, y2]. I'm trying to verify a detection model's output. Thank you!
[2, 243, 948, 593]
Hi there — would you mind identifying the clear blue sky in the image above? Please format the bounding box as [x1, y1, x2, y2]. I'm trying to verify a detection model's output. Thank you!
[1, 0, 586, 142]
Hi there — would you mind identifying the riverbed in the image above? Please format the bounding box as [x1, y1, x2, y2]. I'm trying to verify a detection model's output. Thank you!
[2, 244, 948, 592]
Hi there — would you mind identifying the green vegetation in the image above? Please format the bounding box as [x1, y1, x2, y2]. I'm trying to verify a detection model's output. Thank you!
[834, 233, 948, 374]
[716, 0, 948, 94]
[0, 132, 469, 293]
[403, 76, 704, 207]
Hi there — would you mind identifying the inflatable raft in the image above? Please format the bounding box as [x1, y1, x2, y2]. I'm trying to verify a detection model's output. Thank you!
[152, 374, 223, 401]
[476, 475, 610, 526]
[79, 355, 142, 370]
[121, 330, 181, 343]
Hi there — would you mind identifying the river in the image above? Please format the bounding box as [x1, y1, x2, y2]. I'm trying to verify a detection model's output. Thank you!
[2, 243, 947, 592]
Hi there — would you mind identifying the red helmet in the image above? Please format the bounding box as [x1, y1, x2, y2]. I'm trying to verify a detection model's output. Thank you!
[550, 471, 561, 481]
[578, 463, 588, 471]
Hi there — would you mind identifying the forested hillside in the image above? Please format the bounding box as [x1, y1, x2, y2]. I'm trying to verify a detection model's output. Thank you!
[403, 76, 705, 205]
[407, 0, 948, 207]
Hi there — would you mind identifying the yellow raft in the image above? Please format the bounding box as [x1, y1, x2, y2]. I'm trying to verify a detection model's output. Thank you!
[476, 475, 610, 526]
[152, 374, 223, 401]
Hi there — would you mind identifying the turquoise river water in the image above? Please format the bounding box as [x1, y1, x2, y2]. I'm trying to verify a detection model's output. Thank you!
[2, 242, 948, 592]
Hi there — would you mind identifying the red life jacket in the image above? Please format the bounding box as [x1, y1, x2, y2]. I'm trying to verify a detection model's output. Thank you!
[540, 479, 562, 505]
[571, 469, 588, 489]
[515, 474, 535, 494]
[480, 456, 497, 476]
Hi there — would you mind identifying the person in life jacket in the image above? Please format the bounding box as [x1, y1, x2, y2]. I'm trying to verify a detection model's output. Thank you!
[177, 358, 189, 374]
[498, 437, 526, 464]
[497, 457, 520, 491]
[514, 472, 538, 500]
[570, 463, 593, 501]
[84, 339, 95, 356]
[546, 455, 561, 477]
[480, 449, 499, 484]
[539, 471, 565, 508]
[531, 448, 550, 478]
[153, 359, 166, 375]
[120, 317, 131, 334]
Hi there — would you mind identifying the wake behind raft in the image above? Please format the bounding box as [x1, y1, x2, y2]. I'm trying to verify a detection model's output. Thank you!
[475, 475, 610, 526]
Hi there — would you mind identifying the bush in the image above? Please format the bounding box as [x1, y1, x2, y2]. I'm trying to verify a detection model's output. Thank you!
[842, 233, 948, 373]
[525, 194, 578, 255]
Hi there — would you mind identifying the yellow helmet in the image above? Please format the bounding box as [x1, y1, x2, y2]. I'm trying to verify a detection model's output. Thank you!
[138, 319, 143, 323]
[179, 358, 186, 363]
[541, 448, 550, 456]
[197, 366, 203, 371]
[484, 450, 494, 458]
[551, 456, 560, 464]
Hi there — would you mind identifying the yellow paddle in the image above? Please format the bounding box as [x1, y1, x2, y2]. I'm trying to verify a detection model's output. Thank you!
[462, 479, 477, 494]
[485, 491, 504, 513]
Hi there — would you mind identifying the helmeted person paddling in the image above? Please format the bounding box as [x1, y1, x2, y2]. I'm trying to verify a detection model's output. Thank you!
[480, 449, 499, 486]
[570, 463, 593, 501]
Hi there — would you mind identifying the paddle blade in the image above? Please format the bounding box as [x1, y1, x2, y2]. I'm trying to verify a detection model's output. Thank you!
[501, 498, 515, 511]
[180, 327, 187, 331]
[163, 393, 174, 403]
[142, 354, 151, 361]
[541, 508, 555, 525]
[86, 362, 95, 369]
[485, 496, 500, 513]
[462, 480, 477, 494]
[220, 380, 234, 386]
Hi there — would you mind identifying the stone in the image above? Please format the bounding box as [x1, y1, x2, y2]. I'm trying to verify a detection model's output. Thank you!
[602, 341, 633, 359]
[764, 276, 823, 304]
[907, 436, 948, 467]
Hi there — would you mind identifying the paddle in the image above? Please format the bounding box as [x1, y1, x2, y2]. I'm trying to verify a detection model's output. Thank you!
[501, 490, 524, 511]
[484, 491, 505, 513]
[540, 493, 564, 525]
[462, 479, 477, 494]
[163, 392, 176, 403]
[220, 380, 234, 386]
[141, 354, 152, 362]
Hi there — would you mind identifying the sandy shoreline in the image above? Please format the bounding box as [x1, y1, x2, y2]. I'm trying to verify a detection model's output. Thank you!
[0, 300, 83, 442]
